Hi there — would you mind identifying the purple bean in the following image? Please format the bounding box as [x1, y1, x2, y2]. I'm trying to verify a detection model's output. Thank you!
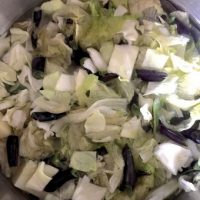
[136, 69, 167, 82]
[33, 9, 42, 27]
[6, 135, 19, 167]
[31, 112, 66, 122]
[121, 145, 137, 191]
[44, 168, 75, 192]
[159, 123, 186, 145]
[32, 56, 46, 79]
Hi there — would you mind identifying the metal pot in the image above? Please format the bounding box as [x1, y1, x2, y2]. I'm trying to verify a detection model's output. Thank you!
[0, 0, 200, 199]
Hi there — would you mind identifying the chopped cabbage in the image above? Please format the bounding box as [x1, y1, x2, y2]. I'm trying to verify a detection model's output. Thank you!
[72, 176, 107, 200]
[145, 179, 178, 200]
[84, 110, 106, 133]
[87, 48, 107, 71]
[138, 139, 157, 163]
[76, 74, 119, 106]
[41, 0, 65, 15]
[70, 151, 97, 172]
[19, 122, 55, 160]
[108, 45, 139, 80]
[1, 0, 199, 199]
[10, 28, 29, 45]
[3, 44, 32, 71]
[141, 49, 169, 69]
[0, 36, 10, 58]
[120, 117, 143, 139]
[114, 5, 128, 16]
[154, 142, 193, 175]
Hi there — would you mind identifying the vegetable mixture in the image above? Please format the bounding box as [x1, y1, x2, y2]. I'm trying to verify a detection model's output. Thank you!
[1, 0, 200, 199]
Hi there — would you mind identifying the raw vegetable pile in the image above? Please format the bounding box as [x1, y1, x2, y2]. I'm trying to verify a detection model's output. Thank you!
[1, 0, 200, 199]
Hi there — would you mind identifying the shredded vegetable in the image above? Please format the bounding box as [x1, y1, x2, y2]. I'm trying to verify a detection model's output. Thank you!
[1, 0, 200, 199]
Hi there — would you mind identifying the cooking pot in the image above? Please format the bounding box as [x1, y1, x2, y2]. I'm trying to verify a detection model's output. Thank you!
[0, 0, 200, 199]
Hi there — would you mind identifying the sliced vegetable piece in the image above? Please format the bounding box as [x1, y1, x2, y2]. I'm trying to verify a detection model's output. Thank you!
[6, 135, 19, 167]
[178, 175, 197, 192]
[145, 76, 178, 95]
[166, 95, 200, 110]
[118, 20, 139, 44]
[120, 117, 143, 139]
[138, 139, 157, 163]
[13, 160, 38, 194]
[154, 142, 193, 175]
[87, 48, 107, 71]
[136, 69, 167, 82]
[121, 145, 137, 191]
[43, 72, 60, 90]
[170, 54, 194, 73]
[159, 123, 186, 145]
[0, 119, 11, 139]
[31, 31, 38, 49]
[55, 74, 75, 92]
[10, 28, 29, 45]
[0, 36, 10, 57]
[97, 73, 118, 82]
[32, 56, 46, 79]
[145, 179, 178, 200]
[108, 45, 139, 80]
[3, 44, 32, 71]
[44, 169, 75, 192]
[76, 74, 119, 106]
[26, 162, 58, 192]
[72, 176, 107, 200]
[140, 103, 152, 122]
[41, 0, 65, 15]
[67, 98, 127, 123]
[33, 9, 42, 27]
[82, 58, 97, 74]
[86, 125, 121, 143]
[114, 5, 128, 16]
[75, 69, 88, 90]
[141, 49, 168, 69]
[31, 112, 66, 122]
[99, 41, 114, 64]
[177, 71, 200, 99]
[84, 111, 106, 133]
[70, 151, 97, 172]
[152, 97, 162, 134]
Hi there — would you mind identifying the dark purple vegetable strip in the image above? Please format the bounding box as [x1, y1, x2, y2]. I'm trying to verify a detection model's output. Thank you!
[33, 9, 42, 27]
[121, 145, 137, 191]
[159, 123, 186, 145]
[128, 92, 140, 117]
[97, 73, 119, 82]
[32, 56, 46, 79]
[44, 168, 75, 192]
[181, 130, 200, 144]
[136, 69, 167, 82]
[31, 112, 66, 122]
[31, 31, 38, 49]
[6, 135, 19, 167]
[96, 146, 108, 156]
